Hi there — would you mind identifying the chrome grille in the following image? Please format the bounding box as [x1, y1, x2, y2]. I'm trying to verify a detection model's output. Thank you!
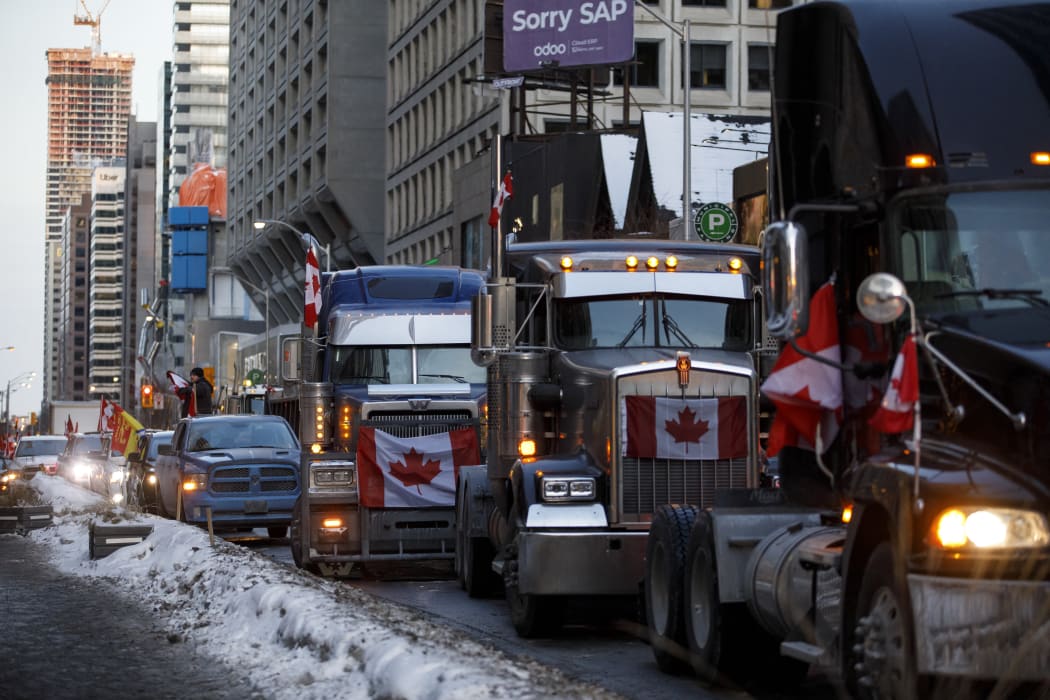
[621, 457, 748, 515]
[364, 411, 475, 439]
[617, 367, 754, 520]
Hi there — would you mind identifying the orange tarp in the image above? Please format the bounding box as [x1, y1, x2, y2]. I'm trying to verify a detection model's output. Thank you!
[179, 163, 227, 219]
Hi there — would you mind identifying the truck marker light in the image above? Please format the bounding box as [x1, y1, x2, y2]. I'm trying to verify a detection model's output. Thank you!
[560, 256, 573, 270]
[905, 153, 935, 168]
[322, 517, 343, 528]
[1032, 151, 1050, 165]
[665, 255, 678, 270]
[645, 256, 660, 270]
[841, 504, 853, 523]
[310, 443, 322, 454]
[728, 257, 743, 272]
[518, 438, 537, 457]
[625, 255, 639, 270]
[936, 509, 972, 548]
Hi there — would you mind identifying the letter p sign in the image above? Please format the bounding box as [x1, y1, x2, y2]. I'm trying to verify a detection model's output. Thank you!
[693, 202, 739, 242]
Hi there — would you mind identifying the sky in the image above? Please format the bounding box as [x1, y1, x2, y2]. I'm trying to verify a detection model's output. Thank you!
[0, 0, 172, 418]
[24, 475, 616, 699]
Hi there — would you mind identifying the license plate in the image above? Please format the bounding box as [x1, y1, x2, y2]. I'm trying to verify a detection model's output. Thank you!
[244, 500, 269, 514]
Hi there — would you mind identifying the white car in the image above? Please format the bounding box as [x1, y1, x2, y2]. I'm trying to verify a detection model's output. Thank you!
[11, 435, 69, 479]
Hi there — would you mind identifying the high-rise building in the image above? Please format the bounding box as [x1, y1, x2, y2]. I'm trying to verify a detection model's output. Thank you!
[43, 47, 134, 402]
[56, 194, 92, 401]
[168, 0, 231, 207]
[89, 166, 127, 401]
[226, 0, 387, 323]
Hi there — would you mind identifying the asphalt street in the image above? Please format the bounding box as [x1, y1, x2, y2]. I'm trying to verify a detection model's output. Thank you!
[0, 533, 266, 700]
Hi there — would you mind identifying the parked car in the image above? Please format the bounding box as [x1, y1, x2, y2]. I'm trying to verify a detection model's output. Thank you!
[1, 457, 17, 494]
[124, 429, 173, 513]
[155, 415, 300, 537]
[11, 435, 68, 479]
[58, 432, 126, 502]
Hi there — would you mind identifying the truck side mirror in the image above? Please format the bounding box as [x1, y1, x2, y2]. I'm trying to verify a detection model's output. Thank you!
[280, 336, 302, 381]
[471, 292, 496, 367]
[761, 221, 810, 339]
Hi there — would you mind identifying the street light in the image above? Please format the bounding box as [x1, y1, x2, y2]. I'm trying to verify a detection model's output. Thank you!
[253, 219, 335, 271]
[3, 371, 36, 437]
[238, 278, 271, 385]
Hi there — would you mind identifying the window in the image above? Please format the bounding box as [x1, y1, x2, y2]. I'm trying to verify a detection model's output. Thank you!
[749, 0, 792, 7]
[683, 0, 726, 5]
[687, 43, 726, 89]
[748, 44, 772, 91]
[613, 41, 661, 88]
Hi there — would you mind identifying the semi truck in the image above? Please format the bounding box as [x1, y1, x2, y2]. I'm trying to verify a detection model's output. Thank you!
[641, 0, 1050, 696]
[272, 266, 488, 577]
[459, 238, 766, 636]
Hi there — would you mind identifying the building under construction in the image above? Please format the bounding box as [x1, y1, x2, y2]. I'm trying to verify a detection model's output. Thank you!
[42, 46, 134, 407]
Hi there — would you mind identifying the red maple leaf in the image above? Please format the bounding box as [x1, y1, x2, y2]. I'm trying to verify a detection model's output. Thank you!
[388, 448, 442, 492]
[664, 406, 709, 452]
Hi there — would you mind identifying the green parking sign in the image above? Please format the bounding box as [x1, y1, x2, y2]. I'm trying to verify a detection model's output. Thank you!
[693, 202, 738, 242]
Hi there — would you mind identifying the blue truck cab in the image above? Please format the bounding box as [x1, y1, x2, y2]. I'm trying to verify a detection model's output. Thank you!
[282, 266, 487, 577]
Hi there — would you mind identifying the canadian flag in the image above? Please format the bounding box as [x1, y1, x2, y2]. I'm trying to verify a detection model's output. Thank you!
[869, 335, 919, 434]
[761, 280, 843, 456]
[622, 396, 748, 460]
[98, 397, 117, 432]
[358, 427, 481, 508]
[167, 370, 195, 416]
[305, 245, 322, 328]
[488, 170, 513, 228]
[64, 416, 76, 438]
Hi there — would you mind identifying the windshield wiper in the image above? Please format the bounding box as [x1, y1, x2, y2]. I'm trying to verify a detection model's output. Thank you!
[661, 304, 699, 348]
[418, 373, 468, 383]
[934, 288, 1049, 307]
[618, 304, 647, 348]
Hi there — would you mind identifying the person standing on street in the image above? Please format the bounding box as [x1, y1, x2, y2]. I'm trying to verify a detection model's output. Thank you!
[190, 367, 214, 416]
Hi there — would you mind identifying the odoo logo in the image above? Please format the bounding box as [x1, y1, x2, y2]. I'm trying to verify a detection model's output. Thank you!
[534, 42, 567, 57]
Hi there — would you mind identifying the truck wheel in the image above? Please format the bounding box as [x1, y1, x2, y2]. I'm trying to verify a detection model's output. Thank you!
[645, 504, 698, 674]
[289, 498, 319, 574]
[853, 542, 922, 700]
[684, 511, 808, 688]
[505, 556, 563, 637]
[267, 526, 287, 539]
[463, 535, 500, 598]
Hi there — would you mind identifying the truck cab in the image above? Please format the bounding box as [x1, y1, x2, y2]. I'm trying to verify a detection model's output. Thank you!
[463, 239, 764, 635]
[290, 266, 487, 577]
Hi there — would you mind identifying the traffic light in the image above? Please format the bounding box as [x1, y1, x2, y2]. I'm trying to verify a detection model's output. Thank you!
[141, 384, 154, 409]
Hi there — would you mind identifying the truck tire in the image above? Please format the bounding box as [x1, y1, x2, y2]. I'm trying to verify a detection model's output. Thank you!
[684, 511, 809, 688]
[456, 481, 500, 598]
[645, 504, 697, 674]
[505, 555, 563, 637]
[289, 497, 319, 574]
[852, 542, 922, 700]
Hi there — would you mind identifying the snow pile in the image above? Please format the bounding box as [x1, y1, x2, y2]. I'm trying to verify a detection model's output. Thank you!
[28, 476, 616, 700]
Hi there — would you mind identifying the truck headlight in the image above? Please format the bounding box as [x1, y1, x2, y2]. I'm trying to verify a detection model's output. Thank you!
[110, 469, 125, 484]
[182, 473, 207, 492]
[932, 507, 1050, 550]
[72, 462, 91, 480]
[541, 476, 596, 502]
[310, 460, 356, 491]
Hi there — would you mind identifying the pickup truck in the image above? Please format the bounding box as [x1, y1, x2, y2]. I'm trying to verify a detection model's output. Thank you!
[155, 415, 301, 537]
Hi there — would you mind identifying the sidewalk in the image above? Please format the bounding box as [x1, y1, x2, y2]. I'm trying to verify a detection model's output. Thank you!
[0, 533, 267, 700]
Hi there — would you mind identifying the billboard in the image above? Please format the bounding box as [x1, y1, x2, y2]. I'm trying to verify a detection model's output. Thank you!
[503, 0, 634, 73]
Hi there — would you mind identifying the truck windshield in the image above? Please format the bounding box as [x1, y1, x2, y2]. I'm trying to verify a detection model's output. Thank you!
[553, 295, 751, 351]
[329, 345, 486, 385]
[891, 190, 1050, 314]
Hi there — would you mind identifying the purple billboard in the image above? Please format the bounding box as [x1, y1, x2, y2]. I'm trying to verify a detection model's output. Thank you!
[503, 0, 634, 73]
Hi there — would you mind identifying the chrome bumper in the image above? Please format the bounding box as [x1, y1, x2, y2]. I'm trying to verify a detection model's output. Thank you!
[909, 574, 1050, 679]
[517, 529, 648, 595]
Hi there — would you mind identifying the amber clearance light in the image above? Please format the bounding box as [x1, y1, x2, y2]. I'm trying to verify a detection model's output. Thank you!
[560, 256, 573, 271]
[905, 153, 935, 169]
[1032, 151, 1050, 166]
[665, 255, 678, 270]
[625, 255, 639, 270]
[728, 257, 743, 272]
[645, 256, 660, 271]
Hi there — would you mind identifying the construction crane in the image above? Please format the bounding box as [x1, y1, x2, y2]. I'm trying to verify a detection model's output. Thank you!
[73, 0, 112, 56]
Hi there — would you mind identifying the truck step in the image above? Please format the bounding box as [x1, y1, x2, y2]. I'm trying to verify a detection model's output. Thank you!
[780, 641, 827, 664]
[797, 537, 843, 571]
